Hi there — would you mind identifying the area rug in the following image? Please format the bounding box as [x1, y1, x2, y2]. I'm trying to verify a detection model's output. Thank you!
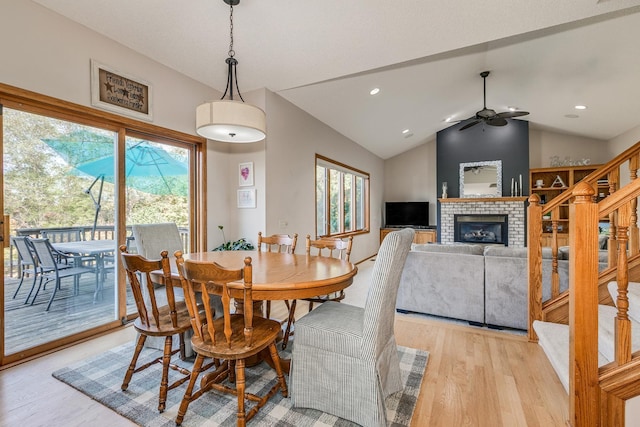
[52, 342, 428, 427]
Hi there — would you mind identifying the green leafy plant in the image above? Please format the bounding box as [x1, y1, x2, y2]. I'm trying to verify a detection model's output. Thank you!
[212, 225, 255, 251]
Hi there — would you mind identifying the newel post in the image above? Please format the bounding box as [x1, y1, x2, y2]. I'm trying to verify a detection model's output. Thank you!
[528, 193, 542, 342]
[569, 182, 600, 426]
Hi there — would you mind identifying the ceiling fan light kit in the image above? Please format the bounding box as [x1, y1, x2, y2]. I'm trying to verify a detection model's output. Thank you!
[458, 71, 529, 131]
[196, 0, 266, 143]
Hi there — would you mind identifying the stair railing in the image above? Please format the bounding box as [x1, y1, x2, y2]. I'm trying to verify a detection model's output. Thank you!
[529, 143, 640, 342]
[528, 140, 640, 426]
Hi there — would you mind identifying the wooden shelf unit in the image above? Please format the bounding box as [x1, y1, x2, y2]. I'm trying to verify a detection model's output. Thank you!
[380, 228, 436, 244]
[530, 164, 605, 246]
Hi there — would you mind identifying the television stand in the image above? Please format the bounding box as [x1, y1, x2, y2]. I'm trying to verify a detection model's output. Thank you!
[380, 227, 436, 244]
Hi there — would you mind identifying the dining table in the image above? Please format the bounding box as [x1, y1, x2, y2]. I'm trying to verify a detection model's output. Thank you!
[52, 239, 116, 302]
[155, 249, 359, 373]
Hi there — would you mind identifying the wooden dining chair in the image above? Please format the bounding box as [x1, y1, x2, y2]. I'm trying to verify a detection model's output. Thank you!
[175, 251, 288, 427]
[118, 245, 192, 413]
[257, 232, 298, 319]
[281, 234, 353, 350]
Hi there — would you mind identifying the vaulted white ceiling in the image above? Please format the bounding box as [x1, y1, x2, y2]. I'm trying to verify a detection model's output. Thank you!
[33, 0, 640, 159]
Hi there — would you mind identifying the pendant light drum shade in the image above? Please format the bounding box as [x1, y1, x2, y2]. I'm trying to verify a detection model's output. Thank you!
[196, 100, 266, 143]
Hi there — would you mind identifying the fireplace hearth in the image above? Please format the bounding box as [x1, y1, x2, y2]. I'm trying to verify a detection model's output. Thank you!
[454, 214, 508, 245]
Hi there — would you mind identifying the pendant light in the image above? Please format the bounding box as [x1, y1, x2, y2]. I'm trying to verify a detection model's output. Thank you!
[196, 0, 266, 143]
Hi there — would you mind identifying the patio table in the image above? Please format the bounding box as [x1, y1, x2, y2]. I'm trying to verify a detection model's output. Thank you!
[52, 239, 116, 302]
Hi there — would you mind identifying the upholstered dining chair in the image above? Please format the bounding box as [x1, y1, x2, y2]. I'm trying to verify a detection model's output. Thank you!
[119, 245, 192, 413]
[257, 232, 298, 319]
[280, 234, 353, 350]
[290, 228, 414, 427]
[174, 251, 288, 427]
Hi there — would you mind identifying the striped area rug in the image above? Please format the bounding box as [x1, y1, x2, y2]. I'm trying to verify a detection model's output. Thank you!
[53, 342, 427, 426]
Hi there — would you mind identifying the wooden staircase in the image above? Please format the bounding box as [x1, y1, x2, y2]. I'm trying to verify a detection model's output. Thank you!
[528, 141, 640, 426]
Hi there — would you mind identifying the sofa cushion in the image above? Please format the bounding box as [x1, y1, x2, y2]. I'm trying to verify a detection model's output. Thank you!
[484, 246, 527, 258]
[558, 246, 608, 264]
[412, 243, 485, 256]
[397, 248, 485, 323]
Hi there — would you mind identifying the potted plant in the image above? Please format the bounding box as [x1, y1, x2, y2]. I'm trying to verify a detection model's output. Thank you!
[212, 225, 255, 251]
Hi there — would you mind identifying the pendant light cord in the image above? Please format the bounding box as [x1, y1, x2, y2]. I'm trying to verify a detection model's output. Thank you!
[221, 2, 245, 102]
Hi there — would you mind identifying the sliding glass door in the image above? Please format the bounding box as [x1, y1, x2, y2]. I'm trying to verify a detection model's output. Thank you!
[0, 95, 203, 365]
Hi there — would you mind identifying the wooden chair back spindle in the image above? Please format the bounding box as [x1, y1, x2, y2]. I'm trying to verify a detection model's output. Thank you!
[117, 245, 193, 413]
[119, 245, 176, 329]
[174, 251, 286, 426]
[257, 232, 298, 254]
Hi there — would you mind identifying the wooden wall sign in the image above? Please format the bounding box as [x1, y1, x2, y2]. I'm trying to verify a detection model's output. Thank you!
[91, 59, 153, 121]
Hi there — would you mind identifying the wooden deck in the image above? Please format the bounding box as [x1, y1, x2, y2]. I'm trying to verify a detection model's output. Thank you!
[3, 272, 135, 355]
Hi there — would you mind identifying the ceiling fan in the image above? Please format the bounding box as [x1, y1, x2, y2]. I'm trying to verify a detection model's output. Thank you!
[458, 71, 529, 131]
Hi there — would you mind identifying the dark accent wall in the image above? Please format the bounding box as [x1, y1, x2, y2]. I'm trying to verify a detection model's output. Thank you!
[436, 119, 530, 239]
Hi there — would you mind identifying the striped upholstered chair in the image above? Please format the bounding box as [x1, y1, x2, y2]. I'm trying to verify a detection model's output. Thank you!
[290, 227, 414, 427]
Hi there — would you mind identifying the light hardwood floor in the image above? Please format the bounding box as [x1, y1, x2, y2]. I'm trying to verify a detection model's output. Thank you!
[0, 258, 569, 426]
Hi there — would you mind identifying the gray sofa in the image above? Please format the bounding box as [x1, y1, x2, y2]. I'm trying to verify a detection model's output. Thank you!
[396, 244, 562, 330]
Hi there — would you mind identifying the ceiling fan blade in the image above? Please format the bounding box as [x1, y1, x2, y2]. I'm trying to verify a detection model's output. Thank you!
[458, 119, 481, 131]
[497, 111, 530, 118]
[487, 117, 508, 126]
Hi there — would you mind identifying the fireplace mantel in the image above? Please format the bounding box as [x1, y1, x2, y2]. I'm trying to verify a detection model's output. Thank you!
[439, 197, 528, 203]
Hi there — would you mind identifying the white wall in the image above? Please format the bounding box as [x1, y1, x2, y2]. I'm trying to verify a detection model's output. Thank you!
[384, 140, 437, 226]
[1, 0, 214, 136]
[608, 124, 640, 157]
[529, 129, 609, 168]
[206, 90, 267, 250]
[263, 91, 385, 262]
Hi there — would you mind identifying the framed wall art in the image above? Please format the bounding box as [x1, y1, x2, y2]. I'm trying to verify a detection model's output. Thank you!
[237, 188, 256, 209]
[90, 59, 153, 121]
[239, 162, 254, 187]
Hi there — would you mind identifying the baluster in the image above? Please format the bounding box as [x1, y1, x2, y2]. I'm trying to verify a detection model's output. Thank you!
[629, 155, 639, 256]
[615, 202, 631, 365]
[608, 170, 619, 267]
[527, 194, 543, 342]
[551, 207, 560, 298]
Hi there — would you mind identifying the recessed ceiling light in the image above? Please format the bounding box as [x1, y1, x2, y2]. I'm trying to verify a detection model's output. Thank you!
[565, 114, 579, 119]
[508, 106, 518, 112]
[369, 88, 380, 95]
[402, 129, 410, 134]
[574, 105, 587, 110]
[444, 117, 453, 123]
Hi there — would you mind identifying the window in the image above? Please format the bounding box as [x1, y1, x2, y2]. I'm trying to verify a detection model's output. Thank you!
[316, 154, 369, 237]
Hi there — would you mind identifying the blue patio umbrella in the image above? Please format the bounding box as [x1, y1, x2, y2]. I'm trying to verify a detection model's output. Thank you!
[43, 130, 188, 238]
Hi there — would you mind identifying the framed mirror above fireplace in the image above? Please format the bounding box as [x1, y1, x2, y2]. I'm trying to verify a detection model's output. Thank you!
[459, 160, 502, 198]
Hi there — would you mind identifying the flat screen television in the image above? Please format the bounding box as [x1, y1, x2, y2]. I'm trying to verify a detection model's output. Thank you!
[385, 202, 429, 228]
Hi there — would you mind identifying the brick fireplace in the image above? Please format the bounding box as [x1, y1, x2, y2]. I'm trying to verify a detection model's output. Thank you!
[439, 197, 527, 247]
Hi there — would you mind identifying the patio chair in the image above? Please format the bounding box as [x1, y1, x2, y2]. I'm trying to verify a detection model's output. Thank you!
[290, 228, 413, 427]
[11, 236, 40, 301]
[27, 238, 96, 311]
[119, 245, 193, 413]
[43, 228, 96, 269]
[257, 232, 298, 319]
[41, 228, 84, 243]
[174, 251, 288, 427]
[281, 234, 352, 350]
